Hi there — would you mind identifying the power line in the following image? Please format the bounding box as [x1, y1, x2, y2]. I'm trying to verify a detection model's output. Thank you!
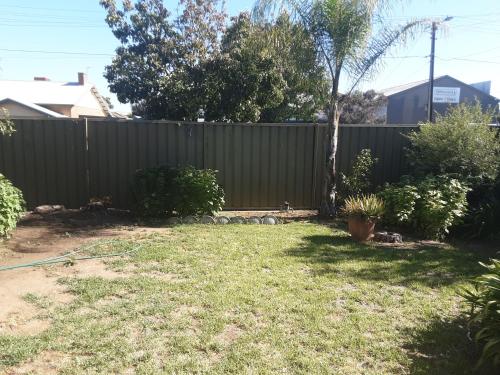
[0, 4, 103, 14]
[436, 56, 500, 65]
[0, 48, 114, 57]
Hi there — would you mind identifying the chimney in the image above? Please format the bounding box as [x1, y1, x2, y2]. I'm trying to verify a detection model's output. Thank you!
[34, 77, 50, 81]
[78, 72, 87, 85]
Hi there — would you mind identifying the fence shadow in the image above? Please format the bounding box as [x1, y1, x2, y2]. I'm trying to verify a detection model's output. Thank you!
[285, 230, 495, 287]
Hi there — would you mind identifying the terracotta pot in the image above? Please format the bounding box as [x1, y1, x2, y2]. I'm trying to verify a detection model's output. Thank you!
[347, 217, 376, 242]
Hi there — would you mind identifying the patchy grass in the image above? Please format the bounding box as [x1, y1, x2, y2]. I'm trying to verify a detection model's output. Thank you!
[1, 222, 498, 374]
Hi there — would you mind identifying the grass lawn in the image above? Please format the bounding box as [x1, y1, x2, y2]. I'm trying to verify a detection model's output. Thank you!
[0, 222, 497, 374]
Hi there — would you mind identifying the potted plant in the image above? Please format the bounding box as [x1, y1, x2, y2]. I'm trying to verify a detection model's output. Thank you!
[342, 194, 384, 241]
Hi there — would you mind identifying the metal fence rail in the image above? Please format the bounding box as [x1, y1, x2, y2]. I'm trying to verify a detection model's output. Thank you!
[0, 119, 417, 209]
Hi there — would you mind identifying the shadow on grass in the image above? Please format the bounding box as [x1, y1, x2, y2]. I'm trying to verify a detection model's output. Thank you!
[403, 316, 497, 375]
[285, 231, 497, 287]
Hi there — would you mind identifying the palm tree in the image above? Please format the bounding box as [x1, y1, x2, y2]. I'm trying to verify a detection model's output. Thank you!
[254, 0, 427, 217]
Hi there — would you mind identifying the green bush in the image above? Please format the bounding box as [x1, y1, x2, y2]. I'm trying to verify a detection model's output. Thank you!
[407, 102, 500, 181]
[0, 173, 25, 237]
[461, 259, 500, 368]
[378, 178, 419, 226]
[339, 149, 377, 200]
[456, 176, 500, 239]
[379, 176, 469, 239]
[132, 165, 224, 217]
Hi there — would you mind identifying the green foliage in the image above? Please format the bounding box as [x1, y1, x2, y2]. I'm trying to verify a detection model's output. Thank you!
[407, 102, 500, 181]
[0, 108, 15, 136]
[132, 166, 224, 217]
[0, 173, 25, 237]
[455, 175, 500, 239]
[461, 259, 500, 368]
[173, 166, 225, 216]
[378, 179, 420, 226]
[340, 149, 377, 199]
[100, 0, 225, 120]
[101, 1, 327, 122]
[339, 90, 387, 124]
[379, 176, 469, 239]
[341, 194, 384, 221]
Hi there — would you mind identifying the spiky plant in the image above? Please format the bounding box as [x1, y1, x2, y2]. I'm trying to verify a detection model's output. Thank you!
[342, 194, 384, 221]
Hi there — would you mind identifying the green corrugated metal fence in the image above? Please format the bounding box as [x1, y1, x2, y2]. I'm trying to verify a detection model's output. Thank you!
[0, 118, 417, 209]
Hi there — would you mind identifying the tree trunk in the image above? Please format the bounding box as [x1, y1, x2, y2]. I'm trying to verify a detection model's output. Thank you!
[319, 99, 340, 218]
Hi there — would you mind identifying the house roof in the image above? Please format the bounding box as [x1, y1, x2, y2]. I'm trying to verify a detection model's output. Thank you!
[0, 79, 110, 113]
[0, 97, 67, 118]
[380, 76, 446, 96]
[381, 75, 499, 101]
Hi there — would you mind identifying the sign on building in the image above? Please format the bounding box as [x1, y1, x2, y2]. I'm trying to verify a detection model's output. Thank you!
[433, 87, 461, 103]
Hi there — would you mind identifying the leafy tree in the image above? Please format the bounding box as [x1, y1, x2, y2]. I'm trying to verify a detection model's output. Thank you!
[0, 108, 15, 136]
[407, 102, 500, 181]
[100, 0, 226, 120]
[253, 13, 329, 122]
[203, 13, 286, 122]
[254, 0, 426, 217]
[339, 90, 386, 124]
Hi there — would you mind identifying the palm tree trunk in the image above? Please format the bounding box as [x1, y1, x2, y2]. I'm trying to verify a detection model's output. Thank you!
[319, 99, 340, 218]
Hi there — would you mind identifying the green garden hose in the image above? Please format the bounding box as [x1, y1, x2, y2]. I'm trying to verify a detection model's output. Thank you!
[0, 240, 143, 272]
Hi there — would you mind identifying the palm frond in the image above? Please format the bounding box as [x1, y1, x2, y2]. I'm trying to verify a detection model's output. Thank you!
[345, 19, 429, 93]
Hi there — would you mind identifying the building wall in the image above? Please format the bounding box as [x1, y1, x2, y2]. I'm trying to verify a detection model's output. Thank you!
[71, 105, 106, 118]
[0, 101, 51, 118]
[39, 104, 106, 118]
[39, 104, 72, 117]
[387, 76, 498, 124]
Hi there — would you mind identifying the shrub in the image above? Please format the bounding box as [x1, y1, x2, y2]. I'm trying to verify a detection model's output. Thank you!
[378, 178, 420, 226]
[341, 194, 384, 221]
[173, 166, 225, 216]
[461, 259, 500, 368]
[132, 165, 224, 217]
[0, 173, 25, 237]
[339, 149, 377, 200]
[406, 102, 500, 181]
[379, 176, 469, 239]
[456, 176, 500, 239]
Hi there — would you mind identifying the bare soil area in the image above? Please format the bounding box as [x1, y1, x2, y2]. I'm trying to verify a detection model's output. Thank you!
[0, 209, 165, 339]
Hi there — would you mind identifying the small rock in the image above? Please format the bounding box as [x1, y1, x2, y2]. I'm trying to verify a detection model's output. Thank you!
[215, 216, 230, 225]
[230, 216, 246, 224]
[374, 231, 403, 243]
[262, 215, 278, 225]
[183, 216, 198, 224]
[201, 215, 216, 224]
[247, 216, 262, 224]
[34, 204, 65, 215]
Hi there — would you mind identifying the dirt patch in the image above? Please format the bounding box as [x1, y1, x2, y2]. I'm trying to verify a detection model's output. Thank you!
[0, 266, 69, 336]
[3, 350, 69, 375]
[214, 324, 244, 346]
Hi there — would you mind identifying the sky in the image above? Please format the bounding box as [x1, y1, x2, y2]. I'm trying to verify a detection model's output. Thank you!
[0, 0, 498, 114]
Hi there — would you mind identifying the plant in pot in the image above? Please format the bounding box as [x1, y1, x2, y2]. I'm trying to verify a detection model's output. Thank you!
[342, 194, 384, 241]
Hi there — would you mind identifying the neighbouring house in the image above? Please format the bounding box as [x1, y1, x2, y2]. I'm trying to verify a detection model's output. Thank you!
[0, 73, 116, 118]
[381, 75, 499, 124]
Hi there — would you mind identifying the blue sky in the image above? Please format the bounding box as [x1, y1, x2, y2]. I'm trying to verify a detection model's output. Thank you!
[0, 0, 498, 114]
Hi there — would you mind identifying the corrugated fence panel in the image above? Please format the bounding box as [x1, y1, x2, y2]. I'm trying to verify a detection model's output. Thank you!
[0, 119, 418, 210]
[204, 124, 316, 209]
[0, 119, 88, 209]
[87, 120, 204, 208]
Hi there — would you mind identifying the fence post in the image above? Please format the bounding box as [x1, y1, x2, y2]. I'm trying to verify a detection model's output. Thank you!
[203, 122, 208, 169]
[311, 122, 319, 208]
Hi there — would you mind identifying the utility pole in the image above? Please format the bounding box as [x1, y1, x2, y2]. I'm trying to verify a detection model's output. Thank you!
[427, 22, 437, 122]
[427, 16, 453, 123]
